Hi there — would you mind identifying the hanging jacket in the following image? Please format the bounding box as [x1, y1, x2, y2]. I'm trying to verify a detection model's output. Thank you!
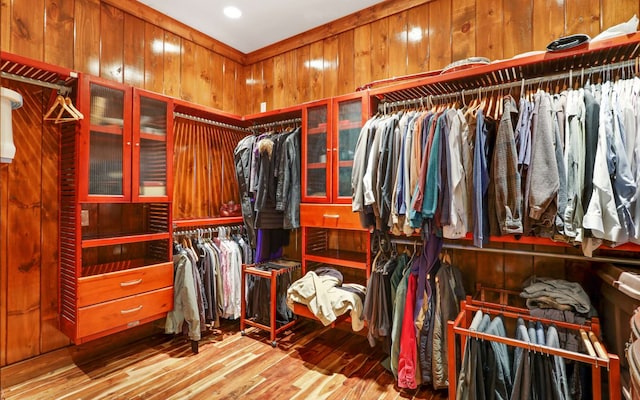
[431, 261, 466, 389]
[275, 128, 301, 229]
[234, 135, 257, 247]
[165, 251, 202, 341]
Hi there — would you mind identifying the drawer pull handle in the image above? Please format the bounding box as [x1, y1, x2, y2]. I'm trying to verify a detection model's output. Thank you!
[120, 279, 143, 287]
[120, 305, 143, 314]
[323, 214, 340, 219]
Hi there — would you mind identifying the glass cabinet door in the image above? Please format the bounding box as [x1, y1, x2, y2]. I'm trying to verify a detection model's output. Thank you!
[303, 102, 330, 202]
[133, 91, 171, 202]
[334, 97, 364, 202]
[87, 83, 129, 199]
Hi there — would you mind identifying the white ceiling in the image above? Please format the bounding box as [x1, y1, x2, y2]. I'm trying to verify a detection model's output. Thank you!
[136, 0, 386, 54]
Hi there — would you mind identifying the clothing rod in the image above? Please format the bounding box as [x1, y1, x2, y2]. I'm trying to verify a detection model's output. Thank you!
[380, 57, 640, 107]
[251, 117, 302, 131]
[388, 237, 640, 266]
[173, 112, 250, 133]
[444, 243, 640, 266]
[1, 71, 72, 95]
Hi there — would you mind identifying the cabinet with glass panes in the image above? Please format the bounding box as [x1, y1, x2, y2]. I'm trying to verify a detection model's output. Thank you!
[59, 75, 173, 344]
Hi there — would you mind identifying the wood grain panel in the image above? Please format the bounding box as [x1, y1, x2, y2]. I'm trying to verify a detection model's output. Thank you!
[40, 92, 69, 354]
[309, 41, 324, 103]
[406, 3, 429, 75]
[451, 248, 478, 298]
[102, 0, 245, 64]
[323, 36, 339, 100]
[388, 11, 408, 80]
[248, 63, 262, 114]
[223, 59, 237, 114]
[353, 24, 372, 90]
[236, 65, 249, 115]
[370, 18, 389, 82]
[11, 0, 45, 60]
[428, 0, 452, 71]
[0, 0, 10, 52]
[44, 0, 74, 69]
[503, 0, 533, 59]
[179, 40, 197, 103]
[144, 23, 164, 94]
[245, 0, 435, 64]
[475, 243, 505, 290]
[99, 3, 124, 82]
[74, 0, 100, 76]
[503, 243, 533, 291]
[602, 0, 639, 32]
[206, 52, 222, 109]
[566, 0, 600, 36]
[338, 30, 355, 95]
[262, 58, 274, 111]
[533, 0, 565, 52]
[295, 46, 311, 104]
[6, 83, 43, 364]
[123, 14, 145, 88]
[273, 53, 287, 110]
[475, 0, 504, 61]
[286, 50, 298, 105]
[451, 0, 475, 63]
[533, 245, 567, 280]
[163, 32, 181, 98]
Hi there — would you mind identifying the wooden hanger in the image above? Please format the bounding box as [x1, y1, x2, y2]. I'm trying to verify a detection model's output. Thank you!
[44, 95, 84, 123]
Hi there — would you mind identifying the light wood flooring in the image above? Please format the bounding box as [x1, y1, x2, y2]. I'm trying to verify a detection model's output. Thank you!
[0, 319, 448, 399]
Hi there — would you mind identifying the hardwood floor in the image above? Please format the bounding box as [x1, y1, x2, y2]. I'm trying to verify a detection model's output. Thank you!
[0, 319, 448, 399]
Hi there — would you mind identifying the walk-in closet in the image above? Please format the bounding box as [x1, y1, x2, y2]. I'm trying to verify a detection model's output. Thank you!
[2, 0, 640, 399]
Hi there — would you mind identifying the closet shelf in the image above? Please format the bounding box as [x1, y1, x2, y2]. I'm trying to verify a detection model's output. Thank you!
[369, 32, 640, 103]
[304, 250, 368, 270]
[457, 233, 640, 252]
[1, 51, 78, 91]
[81, 232, 170, 248]
[172, 217, 243, 228]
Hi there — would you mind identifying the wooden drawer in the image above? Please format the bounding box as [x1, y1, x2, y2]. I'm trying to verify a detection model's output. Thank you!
[77, 262, 173, 307]
[300, 204, 365, 230]
[77, 286, 173, 338]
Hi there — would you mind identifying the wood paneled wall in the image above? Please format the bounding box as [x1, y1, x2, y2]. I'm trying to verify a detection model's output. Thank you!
[1, 0, 639, 370]
[244, 0, 640, 113]
[0, 0, 245, 115]
[0, 82, 70, 367]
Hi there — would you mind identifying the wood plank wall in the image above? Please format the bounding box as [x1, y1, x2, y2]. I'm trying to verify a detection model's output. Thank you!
[244, 0, 640, 113]
[0, 0, 245, 115]
[1, 0, 639, 370]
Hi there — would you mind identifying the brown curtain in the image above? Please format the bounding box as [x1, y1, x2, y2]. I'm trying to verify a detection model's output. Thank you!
[173, 117, 249, 220]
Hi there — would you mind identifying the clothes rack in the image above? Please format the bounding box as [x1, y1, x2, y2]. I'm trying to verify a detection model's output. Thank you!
[1, 71, 73, 96]
[388, 237, 640, 267]
[378, 57, 640, 106]
[173, 111, 250, 133]
[250, 117, 301, 132]
[378, 56, 640, 104]
[240, 259, 301, 347]
[171, 223, 249, 354]
[447, 295, 621, 400]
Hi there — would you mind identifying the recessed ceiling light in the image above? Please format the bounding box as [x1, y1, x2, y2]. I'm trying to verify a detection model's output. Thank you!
[224, 6, 242, 19]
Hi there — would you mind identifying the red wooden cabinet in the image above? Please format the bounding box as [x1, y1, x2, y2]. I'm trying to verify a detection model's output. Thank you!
[77, 76, 173, 203]
[132, 88, 173, 203]
[60, 75, 174, 344]
[77, 75, 133, 202]
[301, 93, 369, 204]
